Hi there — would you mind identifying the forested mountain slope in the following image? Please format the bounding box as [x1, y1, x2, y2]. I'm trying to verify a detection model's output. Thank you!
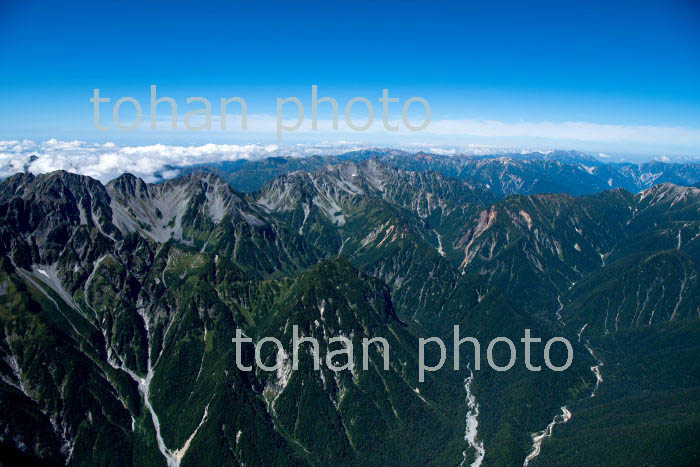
[1, 158, 699, 466]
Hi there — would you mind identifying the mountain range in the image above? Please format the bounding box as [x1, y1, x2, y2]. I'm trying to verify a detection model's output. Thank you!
[1, 149, 699, 466]
[184, 149, 700, 197]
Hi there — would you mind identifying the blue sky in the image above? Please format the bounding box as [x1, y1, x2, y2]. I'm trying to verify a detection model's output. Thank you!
[1, 0, 699, 157]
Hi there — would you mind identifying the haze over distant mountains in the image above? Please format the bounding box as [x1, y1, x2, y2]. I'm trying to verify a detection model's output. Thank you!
[183, 148, 700, 197]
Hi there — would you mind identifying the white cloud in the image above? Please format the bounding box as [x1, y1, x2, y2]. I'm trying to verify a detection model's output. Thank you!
[3, 138, 547, 183]
[0, 140, 371, 183]
[146, 113, 700, 149]
[1, 130, 697, 185]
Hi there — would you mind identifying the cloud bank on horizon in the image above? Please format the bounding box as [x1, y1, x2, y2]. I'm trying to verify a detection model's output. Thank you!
[138, 113, 700, 150]
[1, 139, 474, 182]
[6, 112, 698, 175]
[0, 139, 353, 183]
[0, 138, 697, 185]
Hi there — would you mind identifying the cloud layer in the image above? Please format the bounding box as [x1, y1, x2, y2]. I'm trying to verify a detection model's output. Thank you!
[0, 136, 696, 185]
[101, 111, 700, 151]
[0, 139, 374, 183]
[2, 139, 541, 183]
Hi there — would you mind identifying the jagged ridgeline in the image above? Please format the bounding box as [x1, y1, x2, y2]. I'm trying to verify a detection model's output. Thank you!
[1, 151, 700, 466]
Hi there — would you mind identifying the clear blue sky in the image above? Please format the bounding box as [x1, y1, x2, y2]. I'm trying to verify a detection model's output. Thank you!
[1, 0, 699, 155]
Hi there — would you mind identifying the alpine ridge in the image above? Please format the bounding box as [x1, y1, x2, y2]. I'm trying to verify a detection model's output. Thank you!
[1, 151, 700, 466]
